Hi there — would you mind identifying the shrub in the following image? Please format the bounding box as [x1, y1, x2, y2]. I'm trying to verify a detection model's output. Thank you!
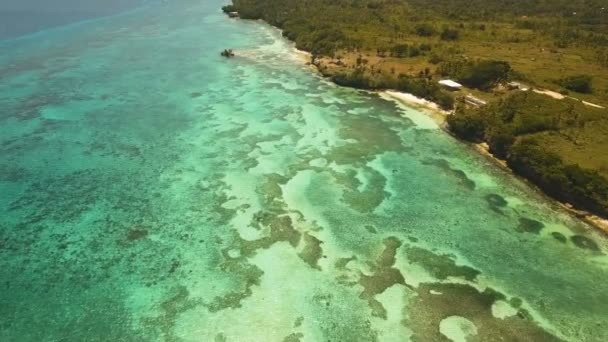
[221, 5, 237, 13]
[596, 49, 608, 67]
[485, 127, 515, 159]
[391, 44, 409, 57]
[415, 24, 435, 36]
[559, 75, 592, 93]
[446, 108, 486, 140]
[419, 43, 432, 52]
[507, 139, 608, 216]
[367, 1, 383, 9]
[458, 60, 511, 90]
[309, 29, 347, 56]
[434, 91, 455, 110]
[428, 54, 443, 64]
[331, 68, 373, 89]
[409, 46, 421, 57]
[440, 28, 459, 41]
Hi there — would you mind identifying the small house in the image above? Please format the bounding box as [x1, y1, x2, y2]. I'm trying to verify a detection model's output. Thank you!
[228, 12, 239, 18]
[438, 80, 463, 91]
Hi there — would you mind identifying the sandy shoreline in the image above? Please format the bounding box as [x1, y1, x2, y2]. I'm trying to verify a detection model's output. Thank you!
[383, 90, 448, 114]
[584, 215, 608, 235]
[381, 90, 452, 126]
[255, 18, 608, 236]
[292, 47, 312, 64]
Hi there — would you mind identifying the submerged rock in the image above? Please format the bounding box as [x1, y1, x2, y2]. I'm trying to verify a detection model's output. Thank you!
[364, 225, 377, 234]
[407, 283, 561, 342]
[220, 49, 235, 58]
[297, 233, 323, 270]
[406, 247, 480, 281]
[551, 232, 567, 243]
[126, 228, 148, 241]
[358, 237, 406, 319]
[485, 193, 508, 207]
[570, 235, 600, 251]
[517, 218, 544, 234]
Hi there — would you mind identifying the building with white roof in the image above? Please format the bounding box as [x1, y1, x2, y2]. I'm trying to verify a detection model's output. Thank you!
[438, 80, 463, 90]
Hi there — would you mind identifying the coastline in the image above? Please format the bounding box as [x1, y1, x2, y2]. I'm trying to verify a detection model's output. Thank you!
[380, 90, 452, 126]
[472, 143, 608, 235]
[237, 15, 608, 236]
[3, 3, 608, 340]
[384, 88, 608, 235]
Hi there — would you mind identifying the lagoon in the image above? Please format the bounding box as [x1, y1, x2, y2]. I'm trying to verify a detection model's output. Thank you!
[0, 1, 606, 341]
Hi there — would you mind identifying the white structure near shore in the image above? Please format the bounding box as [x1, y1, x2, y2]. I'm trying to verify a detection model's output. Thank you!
[438, 80, 463, 91]
[465, 94, 487, 107]
[507, 81, 529, 91]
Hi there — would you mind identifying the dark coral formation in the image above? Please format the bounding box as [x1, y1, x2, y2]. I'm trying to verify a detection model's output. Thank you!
[205, 262, 264, 312]
[143, 286, 202, 340]
[407, 283, 562, 342]
[551, 232, 567, 243]
[364, 225, 377, 234]
[517, 217, 545, 234]
[406, 247, 480, 281]
[341, 167, 390, 213]
[358, 237, 407, 319]
[424, 158, 476, 190]
[570, 235, 600, 251]
[485, 193, 508, 214]
[282, 332, 304, 342]
[298, 233, 323, 269]
[127, 227, 149, 241]
[485, 193, 508, 207]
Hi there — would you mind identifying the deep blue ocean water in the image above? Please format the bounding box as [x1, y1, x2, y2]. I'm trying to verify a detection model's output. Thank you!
[0, 0, 144, 40]
[1, 1, 607, 341]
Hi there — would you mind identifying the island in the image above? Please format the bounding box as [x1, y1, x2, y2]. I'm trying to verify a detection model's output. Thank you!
[222, 0, 608, 228]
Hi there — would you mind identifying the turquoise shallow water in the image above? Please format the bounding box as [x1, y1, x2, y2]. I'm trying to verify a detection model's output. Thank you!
[1, 1, 607, 341]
